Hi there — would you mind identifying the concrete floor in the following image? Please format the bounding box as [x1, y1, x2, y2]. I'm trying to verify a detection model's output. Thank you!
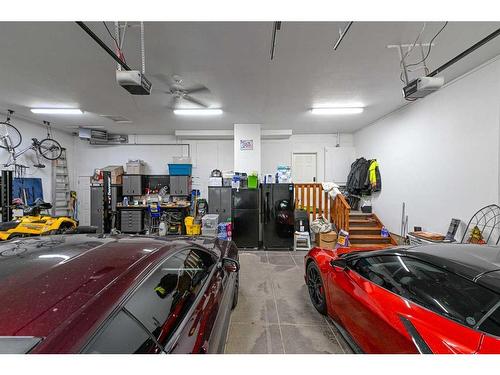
[224, 251, 352, 354]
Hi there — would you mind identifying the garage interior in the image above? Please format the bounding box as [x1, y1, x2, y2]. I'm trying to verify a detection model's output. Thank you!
[1, 20, 500, 354]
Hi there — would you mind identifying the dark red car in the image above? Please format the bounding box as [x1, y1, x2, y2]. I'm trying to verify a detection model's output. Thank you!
[305, 244, 500, 353]
[0, 234, 239, 354]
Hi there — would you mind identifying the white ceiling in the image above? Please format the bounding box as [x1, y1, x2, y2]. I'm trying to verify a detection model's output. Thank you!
[0, 21, 499, 135]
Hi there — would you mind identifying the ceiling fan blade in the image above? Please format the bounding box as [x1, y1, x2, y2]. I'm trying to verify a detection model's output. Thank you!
[185, 85, 210, 95]
[152, 88, 172, 95]
[183, 95, 208, 108]
[151, 73, 174, 88]
[167, 96, 180, 109]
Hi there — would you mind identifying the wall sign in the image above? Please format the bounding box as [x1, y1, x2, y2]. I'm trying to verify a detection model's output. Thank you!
[240, 139, 253, 151]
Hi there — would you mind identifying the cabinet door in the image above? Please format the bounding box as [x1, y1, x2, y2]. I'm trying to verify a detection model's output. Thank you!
[219, 188, 232, 221]
[208, 188, 221, 214]
[90, 187, 104, 232]
[178, 176, 189, 195]
[129, 176, 143, 195]
[122, 176, 131, 195]
[170, 176, 178, 195]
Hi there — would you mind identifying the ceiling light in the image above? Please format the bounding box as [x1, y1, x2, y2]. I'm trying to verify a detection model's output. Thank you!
[173, 109, 223, 116]
[310, 107, 364, 115]
[31, 108, 83, 115]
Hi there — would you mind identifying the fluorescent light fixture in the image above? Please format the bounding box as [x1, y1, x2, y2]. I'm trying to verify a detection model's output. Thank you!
[173, 109, 223, 116]
[310, 107, 364, 115]
[31, 108, 83, 115]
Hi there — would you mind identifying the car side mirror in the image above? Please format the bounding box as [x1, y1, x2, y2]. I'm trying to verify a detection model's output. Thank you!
[222, 258, 240, 273]
[330, 258, 348, 270]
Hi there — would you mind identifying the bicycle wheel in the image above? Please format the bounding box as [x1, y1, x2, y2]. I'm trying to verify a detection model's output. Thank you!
[0, 122, 22, 149]
[38, 138, 62, 160]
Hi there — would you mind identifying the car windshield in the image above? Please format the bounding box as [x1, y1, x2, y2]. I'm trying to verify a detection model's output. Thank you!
[352, 255, 500, 330]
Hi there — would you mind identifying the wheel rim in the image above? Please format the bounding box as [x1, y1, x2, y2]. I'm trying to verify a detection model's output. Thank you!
[0, 122, 22, 149]
[38, 139, 62, 160]
[307, 266, 324, 306]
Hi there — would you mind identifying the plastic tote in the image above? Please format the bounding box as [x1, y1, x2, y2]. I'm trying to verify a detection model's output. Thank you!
[248, 175, 258, 189]
[168, 164, 192, 176]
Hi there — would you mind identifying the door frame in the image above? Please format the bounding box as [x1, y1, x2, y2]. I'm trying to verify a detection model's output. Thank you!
[292, 152, 318, 183]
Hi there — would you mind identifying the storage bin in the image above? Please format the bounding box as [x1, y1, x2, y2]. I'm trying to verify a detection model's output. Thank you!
[172, 156, 192, 164]
[202, 228, 217, 237]
[126, 160, 145, 175]
[202, 214, 219, 230]
[248, 175, 258, 189]
[168, 163, 192, 176]
[208, 177, 222, 186]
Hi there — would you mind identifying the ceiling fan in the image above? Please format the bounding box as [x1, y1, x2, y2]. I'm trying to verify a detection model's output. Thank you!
[153, 74, 211, 109]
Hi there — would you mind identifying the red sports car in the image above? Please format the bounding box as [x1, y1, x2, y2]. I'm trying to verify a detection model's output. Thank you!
[0, 234, 239, 354]
[305, 244, 500, 353]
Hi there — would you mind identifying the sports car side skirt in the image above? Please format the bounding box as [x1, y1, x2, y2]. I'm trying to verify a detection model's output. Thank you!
[398, 315, 433, 354]
[328, 318, 364, 354]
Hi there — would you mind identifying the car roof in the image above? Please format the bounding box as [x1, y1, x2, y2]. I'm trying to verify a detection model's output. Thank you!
[0, 234, 177, 339]
[345, 244, 500, 292]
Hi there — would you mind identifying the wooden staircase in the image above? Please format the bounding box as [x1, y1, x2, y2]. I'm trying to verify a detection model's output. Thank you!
[348, 212, 397, 248]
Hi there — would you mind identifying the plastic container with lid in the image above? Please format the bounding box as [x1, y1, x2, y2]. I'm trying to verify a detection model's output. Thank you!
[202, 214, 219, 230]
[248, 175, 258, 189]
[168, 164, 192, 176]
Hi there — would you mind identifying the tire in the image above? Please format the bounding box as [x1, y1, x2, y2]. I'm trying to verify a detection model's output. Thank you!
[306, 261, 327, 315]
[0, 122, 22, 149]
[231, 274, 239, 310]
[56, 222, 76, 234]
[38, 138, 62, 160]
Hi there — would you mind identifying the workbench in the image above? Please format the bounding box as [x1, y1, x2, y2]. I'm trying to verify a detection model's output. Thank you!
[116, 202, 191, 234]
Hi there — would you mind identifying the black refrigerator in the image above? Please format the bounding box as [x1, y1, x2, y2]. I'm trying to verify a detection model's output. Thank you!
[261, 183, 295, 249]
[232, 188, 260, 248]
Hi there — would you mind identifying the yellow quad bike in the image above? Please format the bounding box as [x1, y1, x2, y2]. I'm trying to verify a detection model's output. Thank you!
[0, 199, 77, 241]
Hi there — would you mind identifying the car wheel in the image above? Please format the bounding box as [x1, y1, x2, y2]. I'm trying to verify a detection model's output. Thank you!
[306, 261, 327, 315]
[7, 233, 21, 240]
[231, 274, 239, 310]
[56, 222, 75, 235]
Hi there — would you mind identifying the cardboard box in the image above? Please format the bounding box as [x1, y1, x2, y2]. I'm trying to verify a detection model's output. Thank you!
[208, 177, 223, 186]
[316, 231, 338, 249]
[126, 160, 145, 175]
[102, 165, 124, 184]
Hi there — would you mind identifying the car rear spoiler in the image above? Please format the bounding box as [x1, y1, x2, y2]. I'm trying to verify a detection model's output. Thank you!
[0, 336, 42, 354]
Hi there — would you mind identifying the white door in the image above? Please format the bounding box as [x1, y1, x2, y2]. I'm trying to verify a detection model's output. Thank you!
[292, 153, 317, 182]
[77, 176, 91, 225]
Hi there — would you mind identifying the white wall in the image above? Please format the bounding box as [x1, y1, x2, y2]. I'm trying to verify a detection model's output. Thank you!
[0, 116, 75, 202]
[354, 57, 500, 238]
[234, 124, 261, 175]
[73, 134, 233, 201]
[262, 133, 354, 183]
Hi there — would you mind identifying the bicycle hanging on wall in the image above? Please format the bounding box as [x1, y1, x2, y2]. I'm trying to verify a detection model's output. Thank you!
[0, 110, 63, 177]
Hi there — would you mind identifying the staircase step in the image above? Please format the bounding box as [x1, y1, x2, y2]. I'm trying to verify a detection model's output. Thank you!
[349, 234, 392, 244]
[349, 226, 383, 235]
[349, 218, 378, 227]
[349, 212, 374, 218]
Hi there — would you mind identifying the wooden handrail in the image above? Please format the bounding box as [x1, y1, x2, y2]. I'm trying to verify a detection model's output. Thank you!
[294, 183, 329, 222]
[331, 193, 350, 232]
[294, 183, 350, 232]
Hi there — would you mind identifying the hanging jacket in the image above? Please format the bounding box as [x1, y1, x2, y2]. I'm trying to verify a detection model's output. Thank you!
[368, 160, 382, 192]
[346, 157, 370, 193]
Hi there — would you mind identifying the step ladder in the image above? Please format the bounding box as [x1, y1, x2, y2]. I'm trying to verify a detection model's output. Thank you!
[294, 231, 312, 251]
[52, 149, 72, 217]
